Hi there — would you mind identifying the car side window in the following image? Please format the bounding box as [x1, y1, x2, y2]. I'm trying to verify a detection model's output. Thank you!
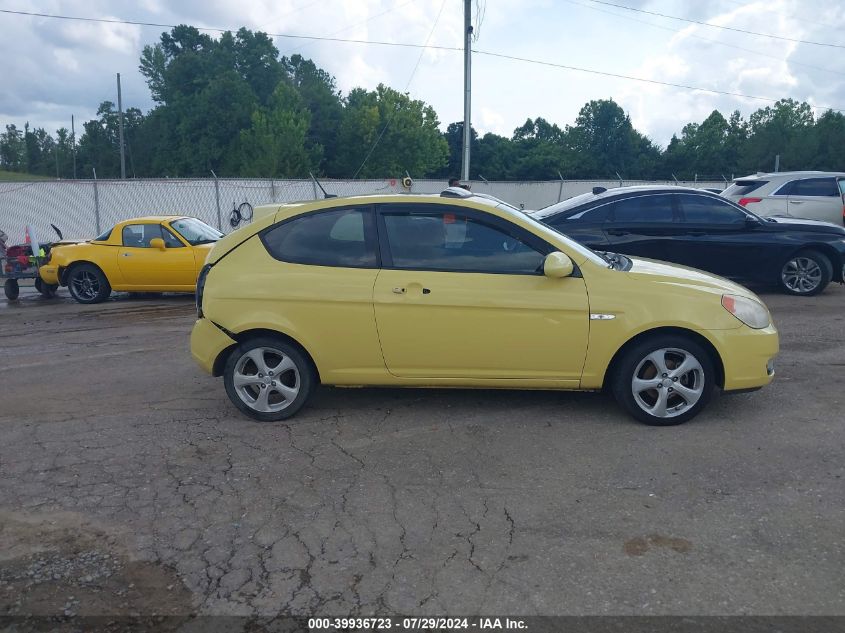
[608, 195, 675, 223]
[261, 208, 377, 268]
[678, 195, 746, 224]
[161, 227, 185, 248]
[788, 178, 839, 197]
[122, 224, 162, 248]
[381, 209, 546, 274]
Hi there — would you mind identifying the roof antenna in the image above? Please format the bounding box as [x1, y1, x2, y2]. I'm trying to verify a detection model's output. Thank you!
[309, 172, 337, 199]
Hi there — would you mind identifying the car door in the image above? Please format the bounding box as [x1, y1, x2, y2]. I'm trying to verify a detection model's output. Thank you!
[372, 204, 589, 382]
[117, 223, 196, 288]
[671, 194, 765, 279]
[785, 177, 841, 224]
[601, 193, 680, 261]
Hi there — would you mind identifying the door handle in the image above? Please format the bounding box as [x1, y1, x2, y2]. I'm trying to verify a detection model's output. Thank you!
[122, 253, 132, 257]
[392, 287, 406, 294]
[606, 229, 629, 236]
[685, 231, 706, 236]
[789, 200, 803, 204]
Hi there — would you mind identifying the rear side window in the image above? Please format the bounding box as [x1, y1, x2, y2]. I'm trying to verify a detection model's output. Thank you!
[723, 180, 768, 196]
[262, 208, 377, 268]
[786, 178, 839, 197]
[609, 195, 674, 223]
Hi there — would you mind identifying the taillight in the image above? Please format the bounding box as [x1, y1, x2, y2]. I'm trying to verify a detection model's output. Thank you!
[196, 263, 211, 318]
[738, 197, 762, 207]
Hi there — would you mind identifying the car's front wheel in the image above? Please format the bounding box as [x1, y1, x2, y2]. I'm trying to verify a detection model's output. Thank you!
[779, 250, 831, 296]
[67, 263, 111, 304]
[612, 335, 716, 426]
[223, 337, 316, 422]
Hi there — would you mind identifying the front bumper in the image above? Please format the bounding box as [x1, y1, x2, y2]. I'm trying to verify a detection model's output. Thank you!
[711, 323, 779, 391]
[39, 264, 60, 285]
[190, 318, 237, 375]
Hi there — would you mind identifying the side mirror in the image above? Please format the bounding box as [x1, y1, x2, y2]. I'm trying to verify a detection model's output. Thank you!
[543, 251, 574, 278]
[745, 216, 761, 229]
[149, 237, 166, 250]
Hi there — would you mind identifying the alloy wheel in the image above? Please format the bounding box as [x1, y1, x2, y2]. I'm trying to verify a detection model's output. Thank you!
[232, 347, 300, 413]
[631, 348, 705, 419]
[71, 270, 100, 301]
[781, 257, 822, 294]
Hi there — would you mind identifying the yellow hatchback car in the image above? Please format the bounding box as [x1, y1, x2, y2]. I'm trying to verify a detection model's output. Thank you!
[40, 216, 222, 304]
[191, 189, 778, 426]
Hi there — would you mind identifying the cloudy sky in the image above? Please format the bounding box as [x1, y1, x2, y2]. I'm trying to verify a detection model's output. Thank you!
[1, 0, 844, 147]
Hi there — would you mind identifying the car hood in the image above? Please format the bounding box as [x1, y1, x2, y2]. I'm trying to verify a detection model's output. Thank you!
[764, 216, 845, 233]
[626, 256, 761, 300]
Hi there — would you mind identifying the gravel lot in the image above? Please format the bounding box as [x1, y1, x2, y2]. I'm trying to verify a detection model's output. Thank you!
[1, 283, 844, 619]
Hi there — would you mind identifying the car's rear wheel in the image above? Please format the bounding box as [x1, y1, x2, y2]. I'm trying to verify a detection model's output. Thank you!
[780, 250, 831, 296]
[612, 335, 716, 426]
[67, 263, 111, 304]
[223, 337, 316, 422]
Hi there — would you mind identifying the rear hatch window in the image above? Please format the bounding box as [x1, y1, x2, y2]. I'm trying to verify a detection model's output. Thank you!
[723, 180, 768, 196]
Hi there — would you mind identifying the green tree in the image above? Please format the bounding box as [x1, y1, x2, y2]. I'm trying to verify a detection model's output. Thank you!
[568, 99, 661, 178]
[283, 54, 343, 174]
[0, 124, 26, 171]
[333, 84, 448, 178]
[237, 82, 314, 177]
[741, 99, 814, 172]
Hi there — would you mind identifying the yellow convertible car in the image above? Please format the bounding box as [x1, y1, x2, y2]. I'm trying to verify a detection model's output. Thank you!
[40, 216, 222, 304]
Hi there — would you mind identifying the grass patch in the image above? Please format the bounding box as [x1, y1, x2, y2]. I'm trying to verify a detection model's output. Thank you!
[0, 170, 54, 182]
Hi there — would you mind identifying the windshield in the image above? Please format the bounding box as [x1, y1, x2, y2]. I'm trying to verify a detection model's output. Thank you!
[528, 192, 597, 220]
[170, 218, 223, 245]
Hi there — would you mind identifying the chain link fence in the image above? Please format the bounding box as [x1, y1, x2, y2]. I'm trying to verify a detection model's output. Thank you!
[0, 177, 724, 243]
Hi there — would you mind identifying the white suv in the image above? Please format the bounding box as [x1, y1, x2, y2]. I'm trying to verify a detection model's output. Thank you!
[721, 171, 845, 226]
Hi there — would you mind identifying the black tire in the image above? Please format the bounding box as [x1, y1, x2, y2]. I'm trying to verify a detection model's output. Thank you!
[67, 263, 111, 304]
[779, 249, 832, 296]
[35, 278, 58, 298]
[4, 279, 19, 300]
[223, 336, 316, 422]
[611, 334, 717, 426]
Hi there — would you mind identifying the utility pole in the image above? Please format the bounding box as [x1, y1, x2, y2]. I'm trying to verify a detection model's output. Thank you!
[71, 114, 77, 179]
[461, 0, 472, 182]
[117, 73, 126, 179]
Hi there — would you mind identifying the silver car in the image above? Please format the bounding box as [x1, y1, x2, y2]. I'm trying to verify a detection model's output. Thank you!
[721, 171, 845, 226]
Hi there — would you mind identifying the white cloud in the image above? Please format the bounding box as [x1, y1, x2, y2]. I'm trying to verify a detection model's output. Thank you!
[1, 0, 844, 148]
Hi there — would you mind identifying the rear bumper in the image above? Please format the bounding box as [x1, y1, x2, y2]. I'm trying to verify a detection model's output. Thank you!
[711, 324, 779, 391]
[190, 318, 237, 375]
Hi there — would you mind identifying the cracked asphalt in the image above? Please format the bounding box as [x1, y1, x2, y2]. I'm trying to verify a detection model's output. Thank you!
[1, 284, 844, 618]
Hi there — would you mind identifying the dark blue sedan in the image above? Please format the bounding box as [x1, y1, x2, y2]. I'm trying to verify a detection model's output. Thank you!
[529, 185, 845, 296]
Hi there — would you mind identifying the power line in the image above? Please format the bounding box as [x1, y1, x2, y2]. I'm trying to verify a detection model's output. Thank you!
[0, 8, 456, 49]
[352, 0, 448, 179]
[3, 7, 845, 114]
[587, 0, 845, 50]
[280, 0, 417, 58]
[472, 49, 845, 113]
[562, 0, 845, 78]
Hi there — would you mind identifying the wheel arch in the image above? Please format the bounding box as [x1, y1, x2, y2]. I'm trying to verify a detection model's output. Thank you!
[789, 243, 842, 282]
[602, 326, 725, 390]
[211, 327, 321, 383]
[60, 260, 109, 286]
